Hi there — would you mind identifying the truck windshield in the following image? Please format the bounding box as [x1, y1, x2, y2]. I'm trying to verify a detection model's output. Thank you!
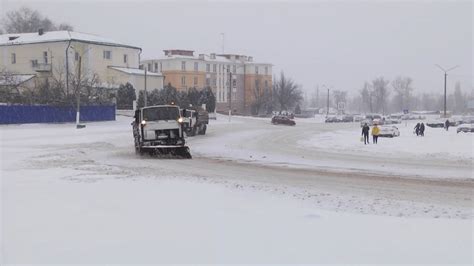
[142, 107, 180, 121]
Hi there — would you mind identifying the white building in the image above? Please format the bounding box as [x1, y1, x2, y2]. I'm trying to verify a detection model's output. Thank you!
[0, 30, 163, 97]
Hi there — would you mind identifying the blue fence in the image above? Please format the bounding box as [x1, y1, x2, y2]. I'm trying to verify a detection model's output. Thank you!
[0, 105, 116, 124]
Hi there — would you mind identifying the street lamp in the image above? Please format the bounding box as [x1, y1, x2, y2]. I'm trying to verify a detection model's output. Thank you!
[223, 64, 245, 122]
[435, 64, 459, 117]
[322, 84, 332, 117]
[70, 46, 92, 129]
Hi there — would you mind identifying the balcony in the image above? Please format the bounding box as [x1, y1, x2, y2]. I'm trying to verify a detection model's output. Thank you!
[32, 62, 52, 72]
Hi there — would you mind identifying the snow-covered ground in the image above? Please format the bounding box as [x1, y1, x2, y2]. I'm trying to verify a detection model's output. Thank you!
[299, 121, 473, 163]
[1, 115, 473, 264]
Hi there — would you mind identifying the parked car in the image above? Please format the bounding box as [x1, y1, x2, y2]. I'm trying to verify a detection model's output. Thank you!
[384, 118, 401, 125]
[271, 115, 296, 126]
[457, 124, 474, 133]
[461, 116, 474, 124]
[426, 120, 445, 128]
[325, 116, 340, 123]
[341, 115, 354, 122]
[378, 125, 400, 137]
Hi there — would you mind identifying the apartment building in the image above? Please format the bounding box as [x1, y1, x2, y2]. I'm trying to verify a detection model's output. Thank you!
[0, 30, 163, 97]
[141, 50, 272, 115]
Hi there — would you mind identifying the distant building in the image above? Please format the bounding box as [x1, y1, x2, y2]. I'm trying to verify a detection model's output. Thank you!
[141, 50, 272, 115]
[0, 30, 163, 97]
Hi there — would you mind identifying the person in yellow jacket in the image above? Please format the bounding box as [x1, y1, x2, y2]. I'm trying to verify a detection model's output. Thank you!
[371, 124, 380, 144]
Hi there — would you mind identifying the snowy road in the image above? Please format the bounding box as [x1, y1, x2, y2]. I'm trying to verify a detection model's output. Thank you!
[1, 115, 473, 263]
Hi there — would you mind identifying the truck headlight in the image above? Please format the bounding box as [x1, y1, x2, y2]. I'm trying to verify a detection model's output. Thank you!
[178, 117, 184, 123]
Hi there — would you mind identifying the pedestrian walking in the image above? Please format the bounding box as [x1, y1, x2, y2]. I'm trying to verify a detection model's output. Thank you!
[414, 123, 420, 136]
[445, 119, 450, 131]
[420, 123, 425, 136]
[371, 124, 380, 144]
[361, 123, 370, 144]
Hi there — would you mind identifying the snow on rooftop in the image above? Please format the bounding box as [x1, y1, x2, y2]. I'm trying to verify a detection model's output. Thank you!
[0, 31, 140, 49]
[109, 66, 162, 76]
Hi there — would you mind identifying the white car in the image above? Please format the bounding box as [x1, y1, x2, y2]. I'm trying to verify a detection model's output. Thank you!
[457, 124, 474, 133]
[378, 125, 400, 137]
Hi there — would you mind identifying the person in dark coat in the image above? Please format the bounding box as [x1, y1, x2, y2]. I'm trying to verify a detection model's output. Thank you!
[361, 123, 370, 144]
[414, 123, 420, 136]
[445, 119, 450, 131]
[420, 123, 425, 136]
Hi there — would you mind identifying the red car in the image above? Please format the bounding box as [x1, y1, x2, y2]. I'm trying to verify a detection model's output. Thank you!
[271, 115, 296, 126]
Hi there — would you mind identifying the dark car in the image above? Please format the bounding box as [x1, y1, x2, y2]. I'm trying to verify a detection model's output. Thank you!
[271, 115, 296, 126]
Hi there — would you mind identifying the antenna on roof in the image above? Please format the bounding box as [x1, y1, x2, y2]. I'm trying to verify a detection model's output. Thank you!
[220, 33, 225, 54]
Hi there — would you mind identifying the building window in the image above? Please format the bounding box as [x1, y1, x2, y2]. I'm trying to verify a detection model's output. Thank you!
[181, 76, 186, 86]
[233, 79, 237, 88]
[160, 62, 162, 71]
[255, 80, 259, 88]
[206, 64, 210, 72]
[206, 78, 210, 86]
[31, 59, 38, 67]
[43, 51, 48, 64]
[213, 64, 216, 73]
[232, 65, 236, 73]
[123, 54, 128, 63]
[75, 52, 79, 61]
[265, 66, 268, 75]
[147, 63, 152, 71]
[11, 53, 16, 64]
[212, 78, 217, 86]
[154, 63, 158, 72]
[194, 62, 198, 71]
[255, 66, 259, 74]
[103, 50, 112, 60]
[194, 77, 198, 86]
[181, 61, 186, 71]
[264, 80, 268, 88]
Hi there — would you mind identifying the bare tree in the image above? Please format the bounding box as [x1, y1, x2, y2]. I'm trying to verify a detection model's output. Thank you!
[332, 90, 347, 106]
[272, 72, 303, 112]
[391, 76, 413, 111]
[2, 7, 74, 33]
[360, 81, 372, 113]
[251, 76, 272, 115]
[371, 77, 390, 114]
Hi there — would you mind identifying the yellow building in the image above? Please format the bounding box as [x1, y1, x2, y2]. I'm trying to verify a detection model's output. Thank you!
[141, 50, 272, 115]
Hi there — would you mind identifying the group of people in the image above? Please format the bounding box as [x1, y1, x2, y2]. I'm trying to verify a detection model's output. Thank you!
[414, 123, 425, 136]
[361, 123, 379, 145]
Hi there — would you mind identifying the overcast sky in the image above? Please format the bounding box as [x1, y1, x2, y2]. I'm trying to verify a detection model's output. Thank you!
[1, 0, 472, 96]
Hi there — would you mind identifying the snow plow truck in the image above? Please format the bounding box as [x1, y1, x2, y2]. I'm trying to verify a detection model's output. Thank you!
[181, 106, 209, 136]
[132, 105, 192, 158]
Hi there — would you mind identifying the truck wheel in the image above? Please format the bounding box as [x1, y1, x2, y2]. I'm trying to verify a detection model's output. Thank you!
[199, 125, 207, 135]
[202, 125, 207, 134]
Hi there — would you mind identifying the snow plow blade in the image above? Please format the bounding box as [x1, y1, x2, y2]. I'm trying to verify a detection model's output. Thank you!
[140, 146, 192, 159]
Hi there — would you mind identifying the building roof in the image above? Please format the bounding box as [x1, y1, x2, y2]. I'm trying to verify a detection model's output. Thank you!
[109, 66, 162, 77]
[142, 51, 272, 65]
[0, 31, 141, 50]
[0, 74, 36, 86]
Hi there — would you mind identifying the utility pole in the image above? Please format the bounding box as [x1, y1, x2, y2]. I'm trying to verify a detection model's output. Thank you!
[326, 87, 330, 117]
[220, 33, 225, 54]
[435, 64, 459, 117]
[76, 56, 82, 128]
[144, 68, 148, 107]
[228, 68, 232, 122]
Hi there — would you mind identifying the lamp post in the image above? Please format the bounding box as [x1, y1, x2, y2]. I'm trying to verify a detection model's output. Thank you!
[322, 84, 332, 117]
[223, 64, 245, 122]
[435, 64, 459, 117]
[70, 46, 91, 129]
